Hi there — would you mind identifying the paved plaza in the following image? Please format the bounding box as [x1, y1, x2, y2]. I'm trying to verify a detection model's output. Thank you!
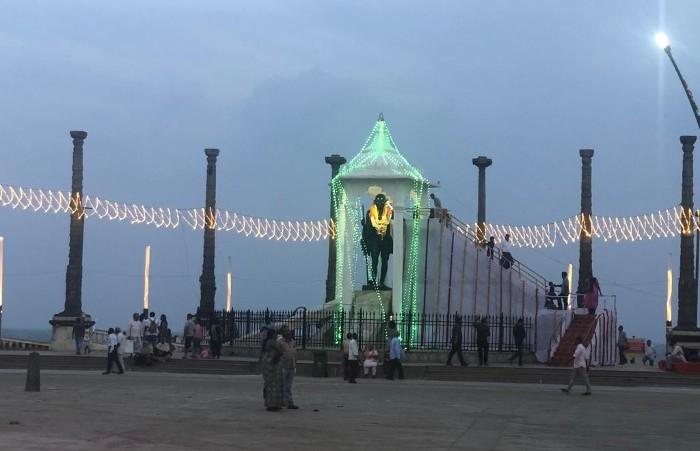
[0, 370, 698, 450]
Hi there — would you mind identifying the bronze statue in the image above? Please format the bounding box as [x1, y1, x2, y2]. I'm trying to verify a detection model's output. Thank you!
[362, 193, 393, 290]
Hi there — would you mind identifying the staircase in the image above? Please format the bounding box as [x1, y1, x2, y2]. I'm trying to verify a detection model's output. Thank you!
[549, 314, 597, 367]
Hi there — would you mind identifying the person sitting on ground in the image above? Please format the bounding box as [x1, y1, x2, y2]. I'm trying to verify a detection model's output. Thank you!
[154, 340, 173, 362]
[134, 342, 154, 366]
[643, 339, 656, 367]
[669, 340, 687, 364]
[362, 345, 379, 378]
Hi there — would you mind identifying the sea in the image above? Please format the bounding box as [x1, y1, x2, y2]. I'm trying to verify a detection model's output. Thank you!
[1, 328, 52, 343]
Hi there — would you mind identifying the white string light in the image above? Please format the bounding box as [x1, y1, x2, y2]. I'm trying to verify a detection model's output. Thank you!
[454, 207, 699, 248]
[3, 183, 699, 247]
[0, 183, 335, 242]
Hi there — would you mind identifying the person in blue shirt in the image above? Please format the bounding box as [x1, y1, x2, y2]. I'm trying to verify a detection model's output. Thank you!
[386, 335, 404, 380]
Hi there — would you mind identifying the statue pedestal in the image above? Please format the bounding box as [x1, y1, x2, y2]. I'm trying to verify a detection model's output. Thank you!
[352, 290, 392, 315]
[49, 314, 94, 352]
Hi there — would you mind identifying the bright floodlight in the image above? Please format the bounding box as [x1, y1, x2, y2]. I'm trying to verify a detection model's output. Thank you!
[655, 32, 670, 49]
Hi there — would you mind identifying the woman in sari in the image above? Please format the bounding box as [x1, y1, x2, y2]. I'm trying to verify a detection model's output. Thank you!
[260, 327, 285, 411]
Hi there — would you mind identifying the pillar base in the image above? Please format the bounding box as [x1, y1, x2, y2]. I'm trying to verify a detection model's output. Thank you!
[49, 314, 94, 352]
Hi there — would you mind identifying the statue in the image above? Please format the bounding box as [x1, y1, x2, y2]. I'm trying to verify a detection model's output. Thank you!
[362, 193, 393, 290]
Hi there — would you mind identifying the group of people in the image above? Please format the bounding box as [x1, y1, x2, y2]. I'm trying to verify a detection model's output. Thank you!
[260, 325, 298, 411]
[446, 316, 526, 367]
[484, 235, 515, 270]
[545, 272, 602, 315]
[342, 330, 404, 383]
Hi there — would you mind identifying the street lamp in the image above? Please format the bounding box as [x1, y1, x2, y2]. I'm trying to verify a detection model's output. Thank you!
[656, 32, 700, 129]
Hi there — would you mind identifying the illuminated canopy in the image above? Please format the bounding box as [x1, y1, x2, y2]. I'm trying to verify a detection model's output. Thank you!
[337, 113, 427, 182]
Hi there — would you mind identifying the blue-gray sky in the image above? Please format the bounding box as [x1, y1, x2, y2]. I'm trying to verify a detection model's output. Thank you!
[1, 0, 699, 342]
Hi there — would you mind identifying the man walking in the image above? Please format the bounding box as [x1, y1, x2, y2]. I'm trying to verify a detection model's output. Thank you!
[182, 314, 195, 359]
[103, 327, 124, 375]
[72, 317, 87, 355]
[617, 325, 628, 365]
[508, 318, 526, 366]
[386, 334, 404, 380]
[560, 336, 592, 395]
[347, 333, 359, 384]
[476, 317, 490, 366]
[446, 315, 468, 366]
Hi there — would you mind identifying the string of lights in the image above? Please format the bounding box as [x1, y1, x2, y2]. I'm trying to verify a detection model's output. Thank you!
[3, 183, 699, 248]
[454, 207, 699, 248]
[0, 183, 335, 242]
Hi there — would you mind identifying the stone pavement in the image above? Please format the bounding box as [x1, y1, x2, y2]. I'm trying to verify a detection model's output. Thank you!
[0, 370, 699, 451]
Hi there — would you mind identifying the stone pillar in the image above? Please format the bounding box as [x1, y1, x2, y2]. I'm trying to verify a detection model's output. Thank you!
[676, 136, 698, 331]
[324, 154, 346, 303]
[471, 156, 492, 243]
[199, 148, 219, 317]
[50, 131, 94, 351]
[577, 149, 594, 304]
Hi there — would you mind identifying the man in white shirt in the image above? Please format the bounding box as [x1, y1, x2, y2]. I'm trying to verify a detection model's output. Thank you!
[103, 328, 124, 375]
[643, 339, 656, 366]
[128, 313, 143, 354]
[560, 336, 591, 395]
[670, 341, 687, 364]
[116, 328, 127, 372]
[347, 333, 359, 384]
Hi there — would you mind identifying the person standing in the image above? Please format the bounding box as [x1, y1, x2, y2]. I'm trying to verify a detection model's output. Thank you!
[508, 319, 526, 366]
[192, 319, 204, 359]
[279, 326, 298, 409]
[446, 316, 468, 366]
[617, 325, 628, 365]
[476, 317, 490, 366]
[342, 333, 351, 381]
[183, 314, 195, 359]
[386, 334, 404, 380]
[260, 328, 285, 411]
[72, 317, 87, 355]
[209, 321, 223, 359]
[128, 313, 143, 354]
[584, 277, 602, 315]
[158, 314, 169, 344]
[557, 271, 569, 310]
[643, 339, 656, 367]
[145, 312, 159, 346]
[560, 336, 592, 395]
[485, 236, 495, 258]
[347, 333, 359, 384]
[103, 328, 124, 375]
[116, 328, 127, 372]
[500, 234, 514, 269]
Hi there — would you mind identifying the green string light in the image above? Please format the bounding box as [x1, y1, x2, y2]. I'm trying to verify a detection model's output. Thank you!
[332, 115, 428, 346]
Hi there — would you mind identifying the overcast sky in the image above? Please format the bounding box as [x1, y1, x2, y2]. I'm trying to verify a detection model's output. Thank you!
[1, 0, 699, 342]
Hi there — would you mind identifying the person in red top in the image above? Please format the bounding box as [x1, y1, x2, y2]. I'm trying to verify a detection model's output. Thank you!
[584, 277, 602, 315]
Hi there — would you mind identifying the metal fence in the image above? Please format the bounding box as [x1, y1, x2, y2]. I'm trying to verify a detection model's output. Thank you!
[210, 309, 534, 353]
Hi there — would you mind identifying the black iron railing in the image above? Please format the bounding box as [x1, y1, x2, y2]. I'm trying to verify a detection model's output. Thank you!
[209, 309, 533, 353]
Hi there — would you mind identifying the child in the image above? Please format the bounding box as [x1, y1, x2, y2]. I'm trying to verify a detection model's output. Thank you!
[362, 345, 379, 378]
